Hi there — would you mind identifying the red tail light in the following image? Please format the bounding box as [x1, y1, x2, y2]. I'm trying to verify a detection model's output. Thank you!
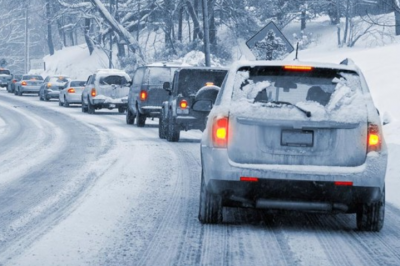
[367, 123, 381, 152]
[212, 117, 229, 148]
[179, 99, 188, 109]
[334, 181, 353, 186]
[12, 79, 17, 83]
[284, 65, 313, 71]
[67, 88, 75, 93]
[140, 90, 148, 101]
[91, 88, 96, 97]
[240, 177, 259, 182]
[21, 81, 27, 86]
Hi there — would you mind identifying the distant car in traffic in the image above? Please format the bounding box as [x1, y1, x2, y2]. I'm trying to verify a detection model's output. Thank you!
[59, 80, 86, 107]
[0, 68, 12, 89]
[39, 75, 70, 101]
[14, 74, 44, 96]
[198, 59, 388, 232]
[81, 69, 131, 114]
[127, 63, 179, 127]
[7, 74, 22, 93]
[160, 67, 227, 141]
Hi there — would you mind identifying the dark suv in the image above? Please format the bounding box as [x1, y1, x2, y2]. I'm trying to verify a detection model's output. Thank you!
[126, 63, 179, 127]
[159, 67, 227, 142]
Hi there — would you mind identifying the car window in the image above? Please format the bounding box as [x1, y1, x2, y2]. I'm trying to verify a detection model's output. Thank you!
[71, 81, 85, 87]
[0, 69, 10, 74]
[99, 75, 128, 85]
[176, 69, 227, 97]
[133, 68, 145, 86]
[232, 66, 362, 107]
[147, 67, 176, 85]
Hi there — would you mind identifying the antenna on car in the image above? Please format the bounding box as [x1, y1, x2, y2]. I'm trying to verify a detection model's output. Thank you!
[294, 42, 299, 61]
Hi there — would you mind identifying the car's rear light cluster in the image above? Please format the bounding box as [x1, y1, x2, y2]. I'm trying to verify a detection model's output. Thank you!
[140, 90, 147, 101]
[68, 88, 75, 93]
[367, 123, 381, 152]
[284, 65, 313, 71]
[179, 99, 188, 109]
[212, 117, 229, 148]
[21, 81, 27, 86]
[91, 88, 97, 97]
[240, 177, 259, 182]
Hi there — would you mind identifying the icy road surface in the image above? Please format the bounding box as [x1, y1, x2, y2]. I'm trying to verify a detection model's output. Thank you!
[0, 89, 400, 266]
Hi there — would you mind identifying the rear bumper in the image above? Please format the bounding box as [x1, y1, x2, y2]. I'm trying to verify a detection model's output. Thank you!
[21, 86, 40, 93]
[46, 91, 60, 98]
[201, 146, 387, 210]
[176, 115, 206, 131]
[65, 94, 82, 103]
[139, 106, 162, 117]
[92, 97, 127, 109]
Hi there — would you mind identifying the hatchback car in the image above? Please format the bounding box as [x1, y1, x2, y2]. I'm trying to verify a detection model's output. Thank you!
[14, 74, 44, 96]
[59, 80, 86, 107]
[39, 75, 70, 101]
[81, 69, 131, 114]
[198, 59, 388, 232]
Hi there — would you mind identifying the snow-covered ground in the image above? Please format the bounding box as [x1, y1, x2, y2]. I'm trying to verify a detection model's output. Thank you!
[0, 15, 399, 266]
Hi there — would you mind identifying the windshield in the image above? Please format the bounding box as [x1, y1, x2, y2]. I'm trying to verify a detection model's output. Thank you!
[22, 75, 43, 80]
[148, 67, 176, 85]
[71, 81, 85, 87]
[50, 76, 69, 84]
[177, 69, 227, 97]
[100, 75, 128, 85]
[233, 66, 361, 107]
[0, 69, 10, 75]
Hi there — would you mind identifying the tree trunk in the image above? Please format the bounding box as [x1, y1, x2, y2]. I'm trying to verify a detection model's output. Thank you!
[84, 18, 95, 55]
[46, 0, 54, 55]
[186, 1, 203, 40]
[342, 0, 350, 46]
[178, 6, 184, 42]
[301, 10, 306, 30]
[395, 7, 400, 35]
[208, 0, 216, 51]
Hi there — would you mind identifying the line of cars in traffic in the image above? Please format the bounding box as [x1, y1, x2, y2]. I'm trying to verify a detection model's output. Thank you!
[2, 59, 388, 232]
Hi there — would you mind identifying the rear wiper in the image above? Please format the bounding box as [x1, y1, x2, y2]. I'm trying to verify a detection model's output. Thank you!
[267, 101, 312, 117]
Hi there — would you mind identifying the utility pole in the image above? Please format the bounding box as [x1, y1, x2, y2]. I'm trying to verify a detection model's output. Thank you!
[109, 0, 114, 68]
[202, 0, 211, 66]
[25, 1, 30, 73]
[137, 0, 140, 41]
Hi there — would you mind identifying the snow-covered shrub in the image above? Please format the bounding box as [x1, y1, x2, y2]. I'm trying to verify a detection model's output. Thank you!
[292, 31, 317, 49]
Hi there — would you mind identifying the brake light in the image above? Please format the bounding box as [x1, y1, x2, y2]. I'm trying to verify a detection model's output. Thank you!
[368, 123, 381, 152]
[12, 79, 16, 83]
[67, 88, 75, 93]
[91, 88, 96, 97]
[212, 117, 229, 147]
[179, 99, 188, 109]
[205, 82, 214, 86]
[284, 65, 313, 71]
[240, 177, 259, 182]
[334, 181, 353, 186]
[140, 90, 147, 101]
[47, 82, 52, 88]
[21, 81, 27, 86]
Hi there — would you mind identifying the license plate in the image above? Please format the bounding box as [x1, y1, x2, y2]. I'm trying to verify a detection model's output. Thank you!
[109, 104, 116, 108]
[281, 130, 314, 147]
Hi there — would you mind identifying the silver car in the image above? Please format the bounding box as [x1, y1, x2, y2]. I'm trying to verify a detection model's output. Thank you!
[198, 60, 388, 232]
[14, 74, 44, 96]
[39, 75, 69, 101]
[59, 80, 86, 107]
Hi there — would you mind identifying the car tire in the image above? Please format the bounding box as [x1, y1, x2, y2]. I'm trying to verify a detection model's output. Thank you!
[356, 186, 385, 232]
[39, 92, 44, 101]
[166, 111, 180, 142]
[198, 171, 223, 224]
[18, 89, 23, 96]
[14, 88, 18, 95]
[87, 98, 95, 114]
[159, 109, 167, 139]
[63, 97, 69, 107]
[59, 99, 63, 106]
[81, 97, 88, 113]
[126, 109, 135, 125]
[136, 112, 146, 127]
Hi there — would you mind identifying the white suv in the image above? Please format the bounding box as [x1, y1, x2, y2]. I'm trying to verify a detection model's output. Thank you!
[198, 59, 388, 232]
[82, 69, 132, 114]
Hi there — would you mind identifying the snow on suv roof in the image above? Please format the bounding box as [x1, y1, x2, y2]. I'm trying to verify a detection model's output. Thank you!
[95, 69, 128, 74]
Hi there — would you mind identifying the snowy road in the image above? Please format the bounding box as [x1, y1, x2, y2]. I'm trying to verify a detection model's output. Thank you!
[1, 89, 400, 266]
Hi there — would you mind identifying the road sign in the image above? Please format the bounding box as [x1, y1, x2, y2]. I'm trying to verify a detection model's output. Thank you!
[246, 21, 294, 60]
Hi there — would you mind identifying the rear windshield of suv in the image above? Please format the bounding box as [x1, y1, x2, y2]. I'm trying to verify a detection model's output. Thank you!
[231, 65, 365, 122]
[22, 75, 43, 80]
[0, 69, 10, 75]
[71, 81, 85, 87]
[148, 67, 177, 85]
[177, 69, 227, 97]
[100, 75, 129, 85]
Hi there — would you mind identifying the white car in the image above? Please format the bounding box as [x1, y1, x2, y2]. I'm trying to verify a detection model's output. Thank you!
[81, 69, 132, 114]
[59, 80, 86, 107]
[198, 59, 388, 232]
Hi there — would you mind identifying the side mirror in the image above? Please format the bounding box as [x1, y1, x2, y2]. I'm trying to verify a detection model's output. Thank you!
[192, 100, 213, 112]
[163, 81, 171, 91]
[128, 80, 133, 86]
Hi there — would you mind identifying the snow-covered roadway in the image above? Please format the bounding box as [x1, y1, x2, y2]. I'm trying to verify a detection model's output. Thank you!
[1, 89, 400, 266]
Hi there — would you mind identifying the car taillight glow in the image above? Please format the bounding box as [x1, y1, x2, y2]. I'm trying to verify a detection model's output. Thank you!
[284, 65, 313, 71]
[212, 117, 229, 148]
[179, 99, 188, 109]
[140, 90, 147, 101]
[91, 88, 96, 97]
[68, 88, 75, 93]
[368, 123, 381, 152]
[240, 177, 259, 182]
[12, 79, 16, 83]
[21, 81, 27, 86]
[334, 181, 353, 186]
[47, 82, 52, 88]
